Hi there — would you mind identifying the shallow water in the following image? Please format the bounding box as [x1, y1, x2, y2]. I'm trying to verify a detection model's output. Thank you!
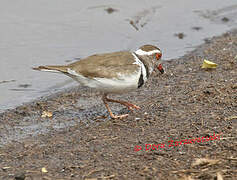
[0, 0, 237, 112]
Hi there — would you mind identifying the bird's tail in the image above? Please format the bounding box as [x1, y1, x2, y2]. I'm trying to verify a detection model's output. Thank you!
[32, 65, 68, 73]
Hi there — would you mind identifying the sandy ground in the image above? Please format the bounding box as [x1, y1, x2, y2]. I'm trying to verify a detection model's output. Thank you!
[0, 29, 237, 179]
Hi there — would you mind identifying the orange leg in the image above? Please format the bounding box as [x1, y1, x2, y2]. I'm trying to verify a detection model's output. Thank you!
[105, 96, 140, 111]
[102, 94, 140, 119]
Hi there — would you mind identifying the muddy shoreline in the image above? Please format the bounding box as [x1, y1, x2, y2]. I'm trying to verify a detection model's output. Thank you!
[0, 30, 237, 179]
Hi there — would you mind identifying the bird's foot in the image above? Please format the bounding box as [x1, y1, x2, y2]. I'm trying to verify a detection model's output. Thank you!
[123, 103, 140, 111]
[104, 97, 140, 111]
[102, 94, 140, 119]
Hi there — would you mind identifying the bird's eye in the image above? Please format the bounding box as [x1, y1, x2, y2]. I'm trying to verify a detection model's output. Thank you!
[156, 52, 162, 60]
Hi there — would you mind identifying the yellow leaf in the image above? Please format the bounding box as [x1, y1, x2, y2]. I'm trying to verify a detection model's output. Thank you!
[2, 167, 10, 170]
[192, 158, 219, 167]
[41, 111, 53, 118]
[201, 59, 218, 69]
[225, 116, 237, 121]
[41, 167, 48, 173]
[217, 172, 223, 180]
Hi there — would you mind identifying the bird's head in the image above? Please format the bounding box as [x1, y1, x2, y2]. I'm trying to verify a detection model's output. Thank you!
[135, 45, 164, 74]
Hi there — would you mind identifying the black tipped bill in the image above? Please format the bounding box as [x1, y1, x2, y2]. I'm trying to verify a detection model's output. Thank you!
[157, 64, 164, 74]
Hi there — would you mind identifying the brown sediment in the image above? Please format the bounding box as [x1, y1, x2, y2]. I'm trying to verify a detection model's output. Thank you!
[0, 30, 236, 179]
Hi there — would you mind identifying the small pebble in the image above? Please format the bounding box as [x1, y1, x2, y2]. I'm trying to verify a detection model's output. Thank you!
[105, 7, 117, 14]
[175, 33, 186, 39]
[222, 17, 229, 22]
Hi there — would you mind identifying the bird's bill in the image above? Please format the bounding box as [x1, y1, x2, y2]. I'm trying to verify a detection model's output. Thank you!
[157, 64, 164, 74]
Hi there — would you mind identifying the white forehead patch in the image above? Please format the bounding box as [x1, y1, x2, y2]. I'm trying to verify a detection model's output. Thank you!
[135, 49, 161, 56]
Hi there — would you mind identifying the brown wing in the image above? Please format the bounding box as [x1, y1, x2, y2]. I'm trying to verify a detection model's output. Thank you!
[68, 51, 140, 79]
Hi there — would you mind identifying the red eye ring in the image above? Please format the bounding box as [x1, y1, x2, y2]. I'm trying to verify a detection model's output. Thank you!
[156, 53, 162, 60]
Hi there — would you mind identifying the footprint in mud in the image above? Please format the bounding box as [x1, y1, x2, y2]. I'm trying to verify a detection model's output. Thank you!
[0, 79, 15, 84]
[87, 5, 118, 14]
[127, 6, 161, 31]
[9, 84, 34, 91]
[18, 84, 32, 88]
[195, 4, 237, 26]
[192, 26, 203, 31]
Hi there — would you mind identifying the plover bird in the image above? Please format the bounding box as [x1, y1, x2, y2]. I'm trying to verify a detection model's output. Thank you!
[33, 45, 164, 119]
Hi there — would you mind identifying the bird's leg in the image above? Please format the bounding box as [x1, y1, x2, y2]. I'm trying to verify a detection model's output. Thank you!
[102, 94, 140, 112]
[102, 94, 129, 119]
[104, 96, 140, 111]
